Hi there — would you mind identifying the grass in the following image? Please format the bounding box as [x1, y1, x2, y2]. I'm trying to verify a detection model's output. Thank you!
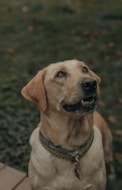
[0, 0, 122, 189]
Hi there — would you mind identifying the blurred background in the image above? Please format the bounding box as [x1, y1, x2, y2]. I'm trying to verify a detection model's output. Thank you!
[0, 0, 122, 189]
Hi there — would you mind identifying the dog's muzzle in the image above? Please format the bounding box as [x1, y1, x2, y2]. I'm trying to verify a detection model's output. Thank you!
[63, 78, 98, 113]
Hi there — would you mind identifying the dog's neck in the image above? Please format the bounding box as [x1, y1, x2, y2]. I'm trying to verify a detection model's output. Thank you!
[39, 111, 94, 149]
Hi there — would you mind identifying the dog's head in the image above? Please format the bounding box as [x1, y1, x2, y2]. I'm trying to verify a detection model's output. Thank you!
[21, 60, 100, 117]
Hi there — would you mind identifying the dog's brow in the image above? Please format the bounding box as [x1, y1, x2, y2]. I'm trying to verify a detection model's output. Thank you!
[57, 66, 67, 72]
[77, 63, 85, 68]
[81, 63, 89, 69]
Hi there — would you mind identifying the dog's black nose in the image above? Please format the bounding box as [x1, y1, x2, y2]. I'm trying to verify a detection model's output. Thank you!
[81, 78, 97, 91]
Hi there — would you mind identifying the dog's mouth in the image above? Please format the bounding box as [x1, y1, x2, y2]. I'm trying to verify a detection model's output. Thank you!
[63, 96, 97, 113]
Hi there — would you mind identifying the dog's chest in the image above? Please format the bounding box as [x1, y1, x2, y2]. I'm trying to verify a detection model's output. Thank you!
[53, 139, 104, 178]
[30, 126, 105, 189]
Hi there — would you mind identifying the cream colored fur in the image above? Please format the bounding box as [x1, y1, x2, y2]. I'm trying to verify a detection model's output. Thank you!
[21, 60, 114, 190]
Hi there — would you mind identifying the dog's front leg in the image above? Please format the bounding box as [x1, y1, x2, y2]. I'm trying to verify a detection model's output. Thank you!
[103, 129, 116, 181]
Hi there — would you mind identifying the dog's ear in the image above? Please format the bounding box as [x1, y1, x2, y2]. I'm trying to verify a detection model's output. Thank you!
[89, 70, 101, 84]
[21, 69, 47, 112]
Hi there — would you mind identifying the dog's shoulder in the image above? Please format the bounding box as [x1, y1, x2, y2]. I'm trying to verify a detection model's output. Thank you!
[92, 125, 103, 150]
[29, 126, 48, 157]
[94, 125, 102, 139]
[29, 126, 39, 145]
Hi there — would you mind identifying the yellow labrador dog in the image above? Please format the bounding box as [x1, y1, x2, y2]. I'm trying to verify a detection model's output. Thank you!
[22, 60, 114, 190]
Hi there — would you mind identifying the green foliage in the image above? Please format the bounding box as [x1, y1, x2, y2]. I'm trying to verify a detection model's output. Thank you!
[0, 0, 122, 188]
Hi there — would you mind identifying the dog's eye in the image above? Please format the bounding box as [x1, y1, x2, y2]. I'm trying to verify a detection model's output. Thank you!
[82, 66, 89, 73]
[56, 71, 66, 78]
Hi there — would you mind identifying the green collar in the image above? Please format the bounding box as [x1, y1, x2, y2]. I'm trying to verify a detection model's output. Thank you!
[39, 129, 94, 161]
[39, 129, 94, 179]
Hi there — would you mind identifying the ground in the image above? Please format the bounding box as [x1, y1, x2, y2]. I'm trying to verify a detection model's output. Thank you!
[0, 0, 122, 189]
